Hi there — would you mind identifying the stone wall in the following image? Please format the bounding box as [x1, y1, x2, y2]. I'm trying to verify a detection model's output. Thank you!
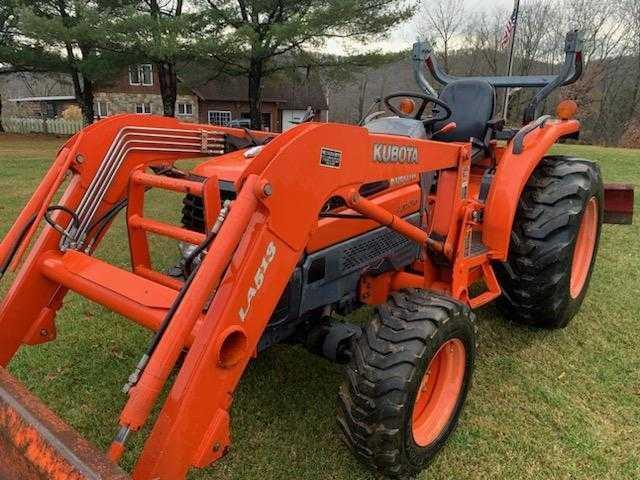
[93, 92, 199, 123]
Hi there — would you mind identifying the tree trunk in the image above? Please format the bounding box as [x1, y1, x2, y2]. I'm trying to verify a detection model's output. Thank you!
[357, 76, 368, 122]
[157, 61, 177, 117]
[443, 42, 449, 72]
[248, 59, 264, 130]
[80, 76, 95, 126]
[65, 48, 93, 126]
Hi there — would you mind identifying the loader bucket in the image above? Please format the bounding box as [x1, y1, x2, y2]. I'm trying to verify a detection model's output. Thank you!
[603, 183, 634, 225]
[0, 367, 129, 480]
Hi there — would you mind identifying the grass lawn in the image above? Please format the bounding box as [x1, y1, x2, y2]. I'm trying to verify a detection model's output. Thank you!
[0, 132, 638, 480]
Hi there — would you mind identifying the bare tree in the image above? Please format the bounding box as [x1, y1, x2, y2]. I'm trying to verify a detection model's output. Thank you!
[414, 0, 466, 71]
[357, 76, 369, 122]
[620, 0, 640, 117]
[514, 0, 557, 76]
[463, 8, 508, 76]
[557, 0, 628, 143]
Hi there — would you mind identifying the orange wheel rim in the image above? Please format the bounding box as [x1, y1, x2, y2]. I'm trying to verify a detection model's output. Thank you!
[570, 197, 598, 299]
[411, 338, 466, 447]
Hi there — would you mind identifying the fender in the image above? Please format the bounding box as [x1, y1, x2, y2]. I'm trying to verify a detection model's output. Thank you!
[483, 118, 581, 261]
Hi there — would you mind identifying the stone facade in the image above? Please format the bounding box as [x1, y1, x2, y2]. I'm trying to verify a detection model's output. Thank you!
[93, 92, 199, 123]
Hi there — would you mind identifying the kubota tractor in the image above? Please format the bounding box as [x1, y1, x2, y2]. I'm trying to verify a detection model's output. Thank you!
[0, 30, 634, 479]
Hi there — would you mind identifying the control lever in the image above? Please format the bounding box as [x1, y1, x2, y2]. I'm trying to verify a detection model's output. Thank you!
[433, 122, 457, 137]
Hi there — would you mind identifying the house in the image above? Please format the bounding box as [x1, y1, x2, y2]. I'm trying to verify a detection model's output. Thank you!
[2, 64, 329, 132]
[92, 64, 199, 121]
[188, 74, 329, 132]
[0, 72, 77, 118]
[5, 95, 77, 118]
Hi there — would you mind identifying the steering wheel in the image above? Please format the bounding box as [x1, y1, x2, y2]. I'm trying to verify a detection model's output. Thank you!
[384, 92, 452, 127]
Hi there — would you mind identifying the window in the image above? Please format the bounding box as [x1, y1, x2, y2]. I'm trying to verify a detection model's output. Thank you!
[43, 102, 56, 119]
[95, 101, 108, 117]
[129, 65, 140, 85]
[141, 65, 153, 85]
[177, 102, 193, 116]
[135, 103, 152, 114]
[129, 64, 153, 86]
[208, 110, 232, 126]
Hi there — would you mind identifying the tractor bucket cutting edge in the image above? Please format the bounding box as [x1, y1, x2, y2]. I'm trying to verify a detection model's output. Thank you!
[0, 367, 130, 480]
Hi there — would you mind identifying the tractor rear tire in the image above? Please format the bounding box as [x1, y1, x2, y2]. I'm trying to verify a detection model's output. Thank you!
[337, 290, 476, 478]
[495, 156, 604, 329]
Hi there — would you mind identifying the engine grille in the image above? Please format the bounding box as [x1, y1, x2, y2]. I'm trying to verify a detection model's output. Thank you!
[341, 227, 414, 271]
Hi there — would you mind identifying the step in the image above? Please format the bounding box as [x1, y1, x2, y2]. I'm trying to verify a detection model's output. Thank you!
[467, 230, 488, 257]
[39, 250, 177, 332]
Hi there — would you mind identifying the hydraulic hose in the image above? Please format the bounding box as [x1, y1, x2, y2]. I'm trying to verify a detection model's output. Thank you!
[0, 214, 36, 280]
[122, 200, 231, 394]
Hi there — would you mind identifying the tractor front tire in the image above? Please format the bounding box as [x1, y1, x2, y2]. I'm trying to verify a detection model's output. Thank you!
[496, 156, 604, 329]
[337, 290, 476, 478]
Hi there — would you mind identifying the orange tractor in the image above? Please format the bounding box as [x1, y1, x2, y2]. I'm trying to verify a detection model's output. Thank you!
[0, 30, 634, 479]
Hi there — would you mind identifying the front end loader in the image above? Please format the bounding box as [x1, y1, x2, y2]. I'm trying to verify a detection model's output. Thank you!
[0, 30, 634, 479]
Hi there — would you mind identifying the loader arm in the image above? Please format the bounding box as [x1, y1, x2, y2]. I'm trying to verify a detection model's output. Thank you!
[0, 115, 470, 479]
[124, 122, 469, 478]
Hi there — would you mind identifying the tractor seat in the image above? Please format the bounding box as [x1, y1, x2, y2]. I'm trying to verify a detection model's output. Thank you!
[432, 79, 496, 143]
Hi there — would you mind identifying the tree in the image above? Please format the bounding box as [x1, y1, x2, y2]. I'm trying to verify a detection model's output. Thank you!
[115, 1, 207, 116]
[199, 0, 414, 130]
[620, 0, 640, 119]
[414, 0, 466, 72]
[147, 0, 183, 116]
[0, 0, 18, 132]
[0, 0, 18, 59]
[462, 8, 508, 76]
[1, 0, 56, 130]
[13, 0, 134, 125]
[513, 1, 557, 76]
[356, 75, 369, 122]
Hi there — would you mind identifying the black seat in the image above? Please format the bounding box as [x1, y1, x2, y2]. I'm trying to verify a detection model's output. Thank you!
[432, 79, 496, 143]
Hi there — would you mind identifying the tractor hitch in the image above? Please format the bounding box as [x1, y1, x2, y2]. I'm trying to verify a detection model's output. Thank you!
[303, 318, 362, 363]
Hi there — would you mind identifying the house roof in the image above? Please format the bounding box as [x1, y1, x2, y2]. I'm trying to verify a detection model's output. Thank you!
[186, 74, 328, 111]
[9, 95, 76, 102]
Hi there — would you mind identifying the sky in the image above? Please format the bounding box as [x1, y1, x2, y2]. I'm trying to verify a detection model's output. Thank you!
[328, 0, 516, 54]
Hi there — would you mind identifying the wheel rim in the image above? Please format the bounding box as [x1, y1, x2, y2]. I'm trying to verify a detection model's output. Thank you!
[570, 197, 598, 299]
[411, 338, 466, 447]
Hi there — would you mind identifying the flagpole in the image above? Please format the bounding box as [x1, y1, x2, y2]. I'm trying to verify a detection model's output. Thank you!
[503, 0, 521, 122]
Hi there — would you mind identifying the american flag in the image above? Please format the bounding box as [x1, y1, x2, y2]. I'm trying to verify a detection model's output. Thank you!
[500, 5, 519, 49]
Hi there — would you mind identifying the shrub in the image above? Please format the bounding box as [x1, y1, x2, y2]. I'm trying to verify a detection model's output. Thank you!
[61, 105, 82, 121]
[620, 118, 640, 149]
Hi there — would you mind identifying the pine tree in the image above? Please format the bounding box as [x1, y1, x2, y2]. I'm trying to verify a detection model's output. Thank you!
[198, 0, 415, 129]
[12, 0, 135, 125]
[113, 1, 204, 116]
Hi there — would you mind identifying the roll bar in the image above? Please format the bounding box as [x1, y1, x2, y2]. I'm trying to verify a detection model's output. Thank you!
[412, 30, 584, 124]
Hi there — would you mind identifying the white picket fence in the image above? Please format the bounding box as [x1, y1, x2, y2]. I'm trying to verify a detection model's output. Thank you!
[1, 117, 84, 135]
